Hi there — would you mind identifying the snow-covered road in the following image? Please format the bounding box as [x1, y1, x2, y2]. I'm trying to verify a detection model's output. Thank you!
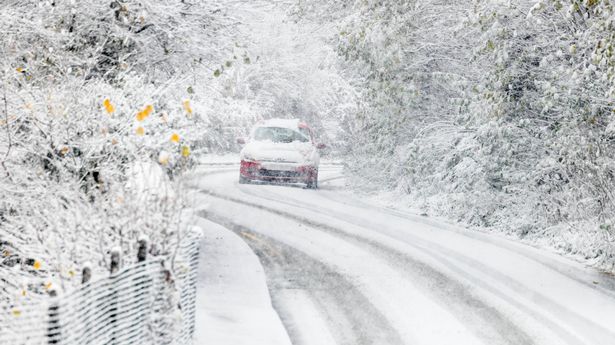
[188, 161, 615, 345]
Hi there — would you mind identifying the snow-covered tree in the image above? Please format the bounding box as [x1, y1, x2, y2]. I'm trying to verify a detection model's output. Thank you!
[0, 0, 237, 300]
[293, 0, 615, 267]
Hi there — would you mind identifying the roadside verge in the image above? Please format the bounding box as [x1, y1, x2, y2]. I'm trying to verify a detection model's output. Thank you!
[190, 216, 292, 345]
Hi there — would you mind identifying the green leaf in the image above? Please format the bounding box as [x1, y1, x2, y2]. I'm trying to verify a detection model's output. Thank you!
[487, 40, 495, 51]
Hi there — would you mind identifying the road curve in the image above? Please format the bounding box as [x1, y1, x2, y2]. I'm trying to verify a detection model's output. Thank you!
[187, 162, 615, 345]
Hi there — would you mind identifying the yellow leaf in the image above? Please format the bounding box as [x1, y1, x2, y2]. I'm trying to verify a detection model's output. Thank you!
[143, 104, 154, 116]
[170, 133, 180, 143]
[181, 145, 191, 157]
[2, 250, 9, 257]
[21, 289, 26, 297]
[103, 98, 115, 114]
[135, 126, 145, 136]
[45, 282, 52, 290]
[12, 309, 21, 317]
[16, 67, 24, 73]
[33, 260, 41, 270]
[68, 270, 75, 278]
[136, 105, 154, 121]
[183, 100, 193, 116]
[136, 111, 147, 122]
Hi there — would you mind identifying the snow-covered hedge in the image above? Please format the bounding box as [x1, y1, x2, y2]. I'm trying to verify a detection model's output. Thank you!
[0, 0, 241, 301]
[292, 0, 615, 270]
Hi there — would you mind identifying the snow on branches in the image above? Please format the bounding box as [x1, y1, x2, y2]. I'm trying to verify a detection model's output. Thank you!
[294, 0, 615, 270]
[0, 0, 235, 300]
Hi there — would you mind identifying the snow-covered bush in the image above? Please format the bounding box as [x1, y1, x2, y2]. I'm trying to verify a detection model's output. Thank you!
[293, 0, 615, 269]
[468, 0, 615, 261]
[0, 0, 238, 301]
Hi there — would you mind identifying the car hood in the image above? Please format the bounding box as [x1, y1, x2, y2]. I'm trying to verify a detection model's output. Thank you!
[241, 140, 314, 163]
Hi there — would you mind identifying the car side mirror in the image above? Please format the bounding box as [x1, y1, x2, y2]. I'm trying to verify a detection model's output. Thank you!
[237, 137, 246, 145]
[316, 143, 326, 150]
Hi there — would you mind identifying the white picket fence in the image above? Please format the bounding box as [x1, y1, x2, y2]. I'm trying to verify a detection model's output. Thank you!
[0, 230, 201, 345]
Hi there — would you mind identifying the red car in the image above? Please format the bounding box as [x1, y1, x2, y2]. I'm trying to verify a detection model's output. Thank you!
[238, 119, 325, 189]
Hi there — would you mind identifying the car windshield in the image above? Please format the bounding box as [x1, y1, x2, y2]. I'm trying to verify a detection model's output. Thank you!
[253, 126, 309, 143]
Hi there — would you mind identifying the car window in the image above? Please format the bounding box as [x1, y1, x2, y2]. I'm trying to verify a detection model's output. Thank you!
[298, 127, 312, 142]
[253, 127, 309, 143]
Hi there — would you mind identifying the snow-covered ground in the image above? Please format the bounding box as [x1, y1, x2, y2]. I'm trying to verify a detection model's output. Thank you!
[190, 216, 291, 345]
[187, 158, 615, 345]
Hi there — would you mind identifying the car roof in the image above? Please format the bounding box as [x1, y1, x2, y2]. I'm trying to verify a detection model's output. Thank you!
[257, 118, 308, 130]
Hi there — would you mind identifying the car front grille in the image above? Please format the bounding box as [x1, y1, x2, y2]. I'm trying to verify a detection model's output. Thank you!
[259, 169, 302, 178]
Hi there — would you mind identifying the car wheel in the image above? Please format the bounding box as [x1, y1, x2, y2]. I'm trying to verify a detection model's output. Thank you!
[306, 170, 318, 189]
[239, 174, 249, 184]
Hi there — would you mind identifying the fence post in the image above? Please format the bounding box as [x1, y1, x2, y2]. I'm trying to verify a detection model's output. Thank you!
[47, 288, 60, 345]
[133, 237, 150, 341]
[82, 264, 91, 284]
[137, 237, 148, 263]
[109, 248, 121, 345]
[110, 248, 120, 275]
[81, 263, 92, 343]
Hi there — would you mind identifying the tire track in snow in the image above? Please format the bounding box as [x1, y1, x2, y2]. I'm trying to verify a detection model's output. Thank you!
[198, 209, 495, 344]
[195, 183, 615, 344]
[195, 190, 539, 345]
[230, 182, 615, 344]
[314, 190, 615, 294]
[200, 214, 404, 345]
[236, 181, 615, 297]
